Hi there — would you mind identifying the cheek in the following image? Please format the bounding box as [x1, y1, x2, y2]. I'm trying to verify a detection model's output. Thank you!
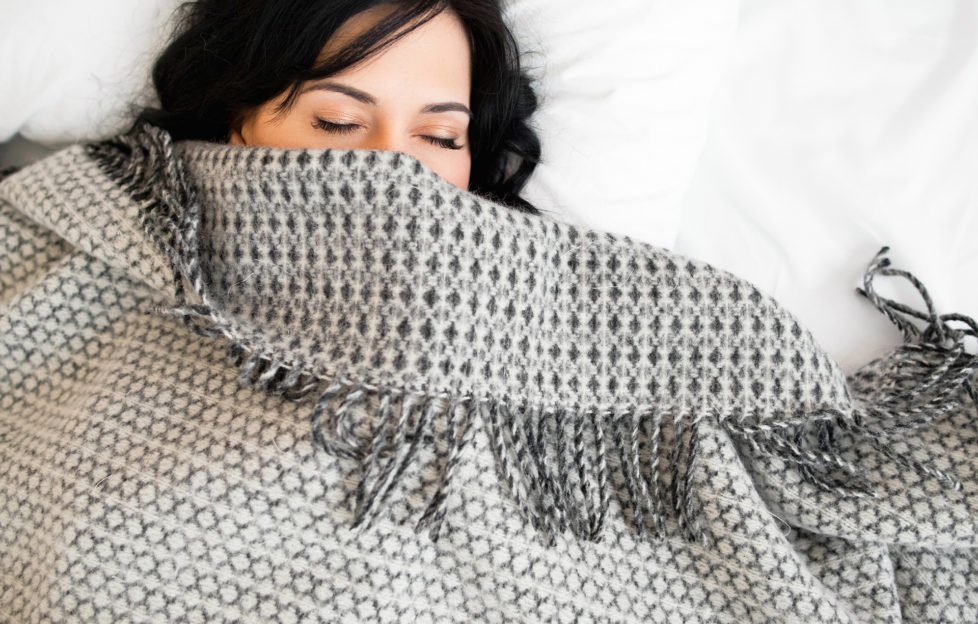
[436, 151, 471, 191]
[452, 156, 472, 190]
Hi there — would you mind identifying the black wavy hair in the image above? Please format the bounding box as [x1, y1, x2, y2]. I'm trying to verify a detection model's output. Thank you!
[133, 0, 544, 214]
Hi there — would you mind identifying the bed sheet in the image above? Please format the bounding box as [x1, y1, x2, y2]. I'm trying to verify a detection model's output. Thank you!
[673, 0, 978, 374]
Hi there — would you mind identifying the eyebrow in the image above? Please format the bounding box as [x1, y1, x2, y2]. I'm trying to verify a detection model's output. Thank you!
[301, 80, 472, 119]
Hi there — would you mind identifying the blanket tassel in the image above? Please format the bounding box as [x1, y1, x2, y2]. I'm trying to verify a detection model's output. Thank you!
[299, 381, 709, 547]
[477, 399, 713, 546]
[725, 246, 977, 499]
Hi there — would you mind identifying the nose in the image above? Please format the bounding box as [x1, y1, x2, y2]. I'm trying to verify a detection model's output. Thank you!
[363, 129, 405, 154]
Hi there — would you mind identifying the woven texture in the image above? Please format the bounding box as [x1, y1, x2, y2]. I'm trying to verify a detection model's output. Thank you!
[1, 121, 977, 623]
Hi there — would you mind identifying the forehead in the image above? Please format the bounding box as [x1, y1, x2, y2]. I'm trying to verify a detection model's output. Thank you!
[316, 6, 472, 102]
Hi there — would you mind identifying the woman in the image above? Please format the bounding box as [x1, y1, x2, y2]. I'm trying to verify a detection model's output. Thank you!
[2, 1, 977, 622]
[137, 0, 543, 214]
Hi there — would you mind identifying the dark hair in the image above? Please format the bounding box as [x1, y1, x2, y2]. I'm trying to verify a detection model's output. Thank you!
[134, 0, 544, 214]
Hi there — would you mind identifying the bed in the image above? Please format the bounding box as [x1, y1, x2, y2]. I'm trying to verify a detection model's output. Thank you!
[2, 0, 975, 374]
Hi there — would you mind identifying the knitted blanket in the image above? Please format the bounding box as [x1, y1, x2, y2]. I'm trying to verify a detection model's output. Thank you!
[1, 121, 977, 623]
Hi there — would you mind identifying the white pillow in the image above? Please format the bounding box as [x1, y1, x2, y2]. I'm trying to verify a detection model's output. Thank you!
[0, 0, 182, 145]
[506, 0, 740, 247]
[1, 0, 739, 249]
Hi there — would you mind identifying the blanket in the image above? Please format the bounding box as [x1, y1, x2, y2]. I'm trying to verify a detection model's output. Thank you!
[1, 120, 977, 623]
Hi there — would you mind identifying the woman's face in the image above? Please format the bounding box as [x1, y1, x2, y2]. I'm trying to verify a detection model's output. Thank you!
[229, 6, 472, 190]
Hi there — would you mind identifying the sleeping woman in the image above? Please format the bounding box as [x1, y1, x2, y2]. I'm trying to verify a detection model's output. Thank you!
[140, 0, 543, 213]
[2, 0, 977, 622]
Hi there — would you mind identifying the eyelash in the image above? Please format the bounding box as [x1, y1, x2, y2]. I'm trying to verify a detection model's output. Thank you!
[313, 118, 464, 151]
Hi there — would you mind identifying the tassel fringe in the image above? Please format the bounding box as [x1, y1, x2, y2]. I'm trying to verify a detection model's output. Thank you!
[85, 123, 977, 548]
[724, 246, 977, 499]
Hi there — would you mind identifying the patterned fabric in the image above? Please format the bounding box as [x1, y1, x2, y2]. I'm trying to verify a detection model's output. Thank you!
[1, 121, 977, 623]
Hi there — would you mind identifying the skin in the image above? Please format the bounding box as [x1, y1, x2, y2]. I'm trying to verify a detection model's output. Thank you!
[229, 5, 473, 189]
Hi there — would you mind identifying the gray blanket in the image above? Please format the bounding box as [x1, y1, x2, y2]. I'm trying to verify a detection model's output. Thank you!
[1, 121, 976, 623]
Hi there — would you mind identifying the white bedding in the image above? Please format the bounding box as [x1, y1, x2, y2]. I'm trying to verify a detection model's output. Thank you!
[2, 0, 975, 376]
[673, 0, 978, 373]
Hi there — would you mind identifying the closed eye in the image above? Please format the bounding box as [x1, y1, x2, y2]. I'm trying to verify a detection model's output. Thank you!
[314, 117, 464, 150]
[423, 136, 464, 150]
[313, 118, 359, 134]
